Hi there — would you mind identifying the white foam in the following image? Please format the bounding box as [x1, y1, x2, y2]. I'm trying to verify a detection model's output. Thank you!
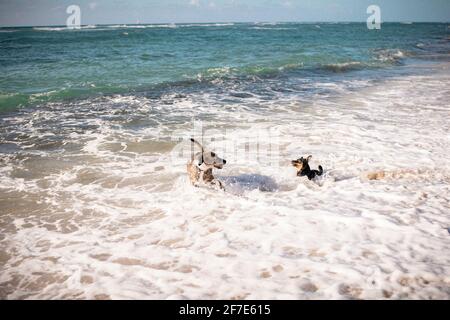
[250, 27, 294, 30]
[106, 23, 234, 29]
[33, 25, 97, 31]
[1, 65, 450, 299]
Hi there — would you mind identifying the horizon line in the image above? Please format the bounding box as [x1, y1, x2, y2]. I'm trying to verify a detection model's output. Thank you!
[1, 20, 449, 28]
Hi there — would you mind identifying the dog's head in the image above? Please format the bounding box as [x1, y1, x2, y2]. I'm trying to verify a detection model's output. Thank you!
[195, 150, 226, 170]
[291, 155, 312, 172]
[203, 150, 226, 169]
[190, 138, 226, 170]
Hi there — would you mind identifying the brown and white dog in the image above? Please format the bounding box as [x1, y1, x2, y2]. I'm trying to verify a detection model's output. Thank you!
[187, 138, 226, 190]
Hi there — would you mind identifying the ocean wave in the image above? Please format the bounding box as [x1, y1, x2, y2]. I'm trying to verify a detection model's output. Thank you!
[194, 61, 307, 83]
[250, 27, 294, 30]
[0, 85, 127, 113]
[0, 29, 20, 33]
[253, 22, 278, 25]
[33, 27, 68, 31]
[197, 60, 382, 81]
[33, 25, 97, 31]
[0, 60, 372, 112]
[105, 23, 234, 29]
[0, 93, 29, 112]
[321, 61, 364, 73]
[181, 23, 235, 27]
[374, 49, 409, 64]
[107, 24, 177, 29]
[107, 24, 142, 28]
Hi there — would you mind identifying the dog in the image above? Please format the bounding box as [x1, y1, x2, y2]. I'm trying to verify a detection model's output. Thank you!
[187, 138, 226, 190]
[365, 169, 422, 181]
[291, 155, 323, 180]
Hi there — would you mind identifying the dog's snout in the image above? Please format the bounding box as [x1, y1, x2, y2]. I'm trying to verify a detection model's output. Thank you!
[223, 159, 226, 164]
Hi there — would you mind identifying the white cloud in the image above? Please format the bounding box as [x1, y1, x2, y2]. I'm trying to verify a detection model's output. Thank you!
[89, 2, 98, 10]
[189, 0, 200, 7]
[188, 0, 217, 8]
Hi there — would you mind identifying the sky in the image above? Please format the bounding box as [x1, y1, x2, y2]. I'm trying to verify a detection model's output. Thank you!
[0, 0, 449, 27]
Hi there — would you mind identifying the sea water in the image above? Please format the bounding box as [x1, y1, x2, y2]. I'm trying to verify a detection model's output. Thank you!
[0, 22, 449, 299]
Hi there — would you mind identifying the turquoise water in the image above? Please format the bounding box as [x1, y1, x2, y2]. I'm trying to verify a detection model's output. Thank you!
[1, 22, 449, 111]
[1, 22, 450, 300]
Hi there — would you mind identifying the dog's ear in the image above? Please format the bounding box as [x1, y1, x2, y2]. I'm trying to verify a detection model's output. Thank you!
[190, 138, 204, 152]
[306, 155, 312, 162]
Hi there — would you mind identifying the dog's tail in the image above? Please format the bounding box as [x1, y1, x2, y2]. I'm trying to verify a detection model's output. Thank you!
[317, 165, 323, 176]
[190, 138, 204, 152]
